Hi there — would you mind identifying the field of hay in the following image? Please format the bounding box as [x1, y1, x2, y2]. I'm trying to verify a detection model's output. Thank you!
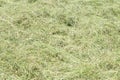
[0, 0, 120, 80]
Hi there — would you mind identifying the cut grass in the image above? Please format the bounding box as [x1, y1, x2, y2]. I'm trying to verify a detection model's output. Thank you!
[0, 0, 120, 80]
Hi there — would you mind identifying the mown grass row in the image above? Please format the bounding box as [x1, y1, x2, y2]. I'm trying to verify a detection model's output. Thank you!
[0, 0, 120, 80]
